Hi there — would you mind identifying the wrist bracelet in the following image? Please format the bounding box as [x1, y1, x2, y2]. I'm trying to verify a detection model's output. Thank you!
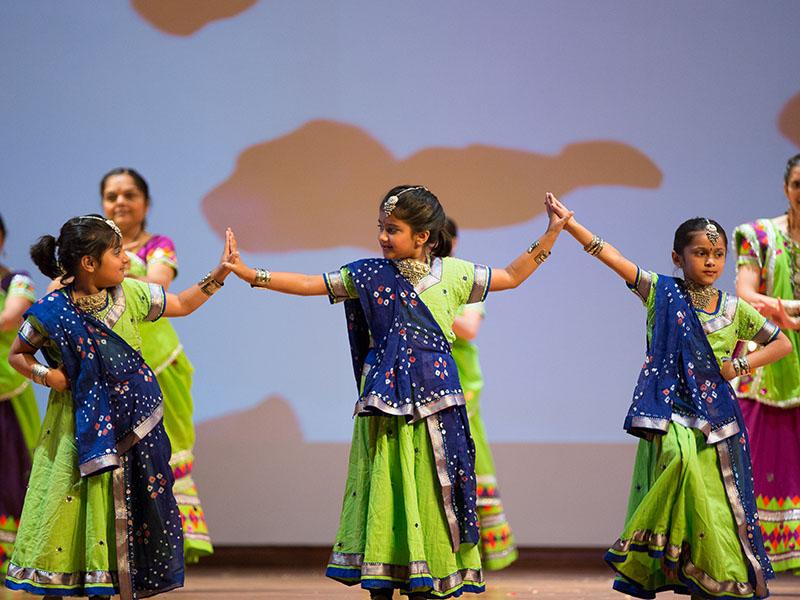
[31, 363, 51, 387]
[251, 267, 272, 289]
[198, 272, 224, 296]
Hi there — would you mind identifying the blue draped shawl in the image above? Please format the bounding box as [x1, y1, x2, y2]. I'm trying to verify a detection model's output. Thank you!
[24, 289, 165, 476]
[333, 258, 480, 548]
[624, 275, 773, 588]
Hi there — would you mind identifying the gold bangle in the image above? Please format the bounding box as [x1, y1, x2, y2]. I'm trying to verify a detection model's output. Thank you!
[534, 249, 551, 265]
[251, 267, 272, 289]
[198, 272, 224, 296]
[584, 235, 605, 257]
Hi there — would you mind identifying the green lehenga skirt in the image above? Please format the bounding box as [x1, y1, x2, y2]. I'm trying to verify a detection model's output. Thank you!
[155, 348, 213, 563]
[326, 414, 485, 598]
[5, 392, 118, 597]
[606, 422, 766, 599]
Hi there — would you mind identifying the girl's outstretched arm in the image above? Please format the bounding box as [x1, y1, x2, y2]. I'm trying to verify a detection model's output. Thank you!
[489, 193, 574, 291]
[163, 228, 236, 317]
[222, 230, 328, 296]
[548, 195, 639, 286]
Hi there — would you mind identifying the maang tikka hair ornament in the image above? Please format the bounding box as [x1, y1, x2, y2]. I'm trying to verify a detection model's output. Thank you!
[383, 186, 426, 217]
[705, 220, 720, 246]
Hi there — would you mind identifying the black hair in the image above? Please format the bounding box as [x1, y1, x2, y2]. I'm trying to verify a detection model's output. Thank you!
[673, 217, 728, 255]
[380, 185, 453, 257]
[30, 215, 121, 281]
[442, 218, 459, 257]
[0, 213, 5, 240]
[785, 154, 800, 185]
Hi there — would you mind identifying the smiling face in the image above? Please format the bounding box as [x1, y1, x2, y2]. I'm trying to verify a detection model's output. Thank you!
[102, 173, 149, 233]
[673, 230, 727, 286]
[87, 240, 129, 288]
[377, 210, 429, 260]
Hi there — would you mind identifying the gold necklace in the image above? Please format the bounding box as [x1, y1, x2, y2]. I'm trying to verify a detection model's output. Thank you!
[72, 289, 110, 314]
[684, 279, 717, 310]
[394, 257, 431, 286]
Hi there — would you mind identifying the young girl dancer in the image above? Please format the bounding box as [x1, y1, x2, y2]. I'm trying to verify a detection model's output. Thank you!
[548, 196, 792, 599]
[0, 214, 40, 581]
[5, 215, 233, 600]
[101, 167, 213, 563]
[445, 218, 517, 571]
[734, 154, 800, 573]
[224, 186, 570, 598]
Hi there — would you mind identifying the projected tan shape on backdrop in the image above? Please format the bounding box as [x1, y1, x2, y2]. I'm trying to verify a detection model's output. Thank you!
[131, 0, 257, 36]
[779, 92, 800, 149]
[202, 119, 662, 252]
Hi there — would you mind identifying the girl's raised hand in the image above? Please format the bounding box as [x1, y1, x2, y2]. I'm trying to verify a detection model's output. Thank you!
[221, 229, 255, 282]
[544, 192, 574, 234]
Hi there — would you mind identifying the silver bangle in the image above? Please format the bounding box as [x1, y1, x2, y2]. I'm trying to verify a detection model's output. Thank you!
[31, 363, 51, 387]
[251, 268, 272, 289]
[584, 235, 605, 257]
[527, 240, 540, 254]
[198, 272, 224, 296]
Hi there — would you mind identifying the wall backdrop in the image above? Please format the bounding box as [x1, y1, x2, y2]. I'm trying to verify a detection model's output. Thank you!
[3, 1, 799, 546]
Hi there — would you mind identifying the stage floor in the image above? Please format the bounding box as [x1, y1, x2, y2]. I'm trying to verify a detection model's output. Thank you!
[3, 568, 800, 599]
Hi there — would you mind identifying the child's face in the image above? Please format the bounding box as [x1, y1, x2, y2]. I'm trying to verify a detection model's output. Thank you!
[672, 231, 727, 287]
[377, 211, 427, 260]
[91, 243, 129, 288]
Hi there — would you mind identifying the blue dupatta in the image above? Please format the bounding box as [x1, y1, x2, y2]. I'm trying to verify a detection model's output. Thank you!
[25, 289, 164, 476]
[331, 258, 480, 548]
[20, 288, 184, 599]
[625, 275, 773, 591]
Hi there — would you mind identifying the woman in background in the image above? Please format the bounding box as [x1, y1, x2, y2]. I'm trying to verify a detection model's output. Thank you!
[100, 168, 213, 563]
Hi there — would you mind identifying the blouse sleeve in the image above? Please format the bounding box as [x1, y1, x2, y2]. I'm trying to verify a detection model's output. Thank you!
[467, 263, 492, 304]
[734, 223, 762, 270]
[145, 235, 179, 275]
[736, 298, 779, 345]
[7, 274, 36, 303]
[122, 278, 166, 323]
[18, 317, 46, 349]
[324, 267, 359, 304]
[627, 267, 657, 307]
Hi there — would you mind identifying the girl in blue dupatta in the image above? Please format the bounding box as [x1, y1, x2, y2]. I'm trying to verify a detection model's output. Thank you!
[548, 196, 793, 600]
[5, 215, 235, 600]
[223, 186, 572, 599]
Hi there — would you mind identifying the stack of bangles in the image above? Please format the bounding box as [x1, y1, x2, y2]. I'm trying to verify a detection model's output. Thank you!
[198, 272, 225, 296]
[527, 240, 550, 265]
[31, 363, 51, 387]
[731, 356, 752, 377]
[584, 235, 605, 256]
[251, 268, 272, 288]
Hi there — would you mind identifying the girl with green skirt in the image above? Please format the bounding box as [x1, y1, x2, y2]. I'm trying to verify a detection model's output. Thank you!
[445, 218, 517, 571]
[101, 168, 213, 563]
[0, 214, 40, 581]
[548, 195, 792, 600]
[223, 186, 571, 598]
[5, 215, 234, 599]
